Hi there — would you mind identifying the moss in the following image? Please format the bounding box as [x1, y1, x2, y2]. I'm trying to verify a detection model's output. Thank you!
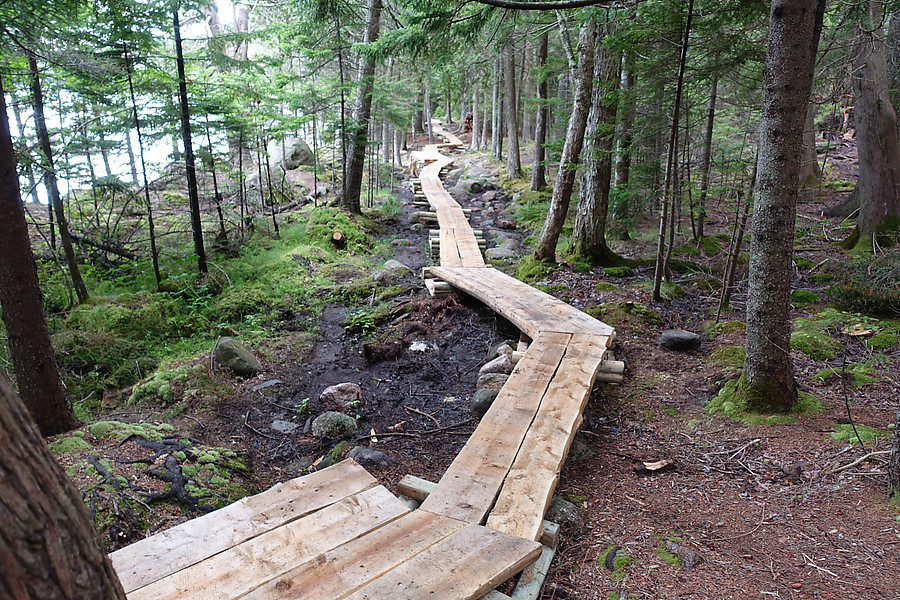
[709, 345, 746, 368]
[791, 317, 841, 360]
[705, 320, 745, 336]
[598, 545, 635, 582]
[793, 256, 816, 270]
[327, 440, 351, 463]
[88, 421, 176, 441]
[791, 289, 819, 304]
[829, 424, 889, 444]
[656, 542, 682, 567]
[49, 435, 93, 454]
[305, 207, 371, 253]
[699, 235, 725, 255]
[602, 266, 632, 277]
[595, 281, 618, 292]
[659, 282, 684, 300]
[128, 365, 194, 405]
[584, 301, 662, 329]
[674, 244, 701, 257]
[813, 362, 877, 386]
[867, 332, 898, 350]
[706, 375, 822, 421]
[515, 257, 557, 281]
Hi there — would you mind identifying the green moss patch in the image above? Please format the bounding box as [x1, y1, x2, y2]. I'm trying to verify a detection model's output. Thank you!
[305, 207, 371, 253]
[598, 545, 635, 582]
[709, 346, 746, 369]
[791, 289, 819, 304]
[515, 257, 557, 281]
[828, 424, 889, 445]
[699, 235, 726, 255]
[813, 362, 878, 386]
[48, 435, 93, 454]
[674, 244, 701, 257]
[791, 319, 841, 360]
[867, 332, 899, 350]
[602, 266, 633, 277]
[595, 281, 618, 292]
[88, 420, 176, 440]
[793, 256, 816, 270]
[584, 301, 662, 330]
[706, 375, 822, 423]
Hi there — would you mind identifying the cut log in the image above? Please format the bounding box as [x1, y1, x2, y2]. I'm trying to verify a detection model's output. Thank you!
[331, 231, 345, 249]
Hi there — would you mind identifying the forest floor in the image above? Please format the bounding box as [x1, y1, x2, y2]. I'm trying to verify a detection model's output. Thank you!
[47, 130, 900, 599]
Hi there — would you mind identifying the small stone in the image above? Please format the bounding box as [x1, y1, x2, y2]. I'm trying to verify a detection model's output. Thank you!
[486, 247, 518, 261]
[214, 337, 262, 377]
[311, 411, 357, 439]
[445, 168, 464, 183]
[457, 179, 483, 194]
[499, 238, 521, 251]
[471, 389, 499, 417]
[567, 438, 597, 464]
[479, 353, 514, 376]
[497, 220, 516, 229]
[664, 540, 703, 570]
[409, 341, 434, 352]
[659, 330, 701, 352]
[545, 497, 584, 531]
[348, 446, 399, 467]
[476, 372, 509, 392]
[372, 270, 390, 283]
[252, 379, 283, 392]
[271, 419, 299, 434]
[383, 259, 412, 274]
[482, 190, 497, 201]
[495, 343, 515, 357]
[390, 238, 411, 246]
[320, 383, 363, 412]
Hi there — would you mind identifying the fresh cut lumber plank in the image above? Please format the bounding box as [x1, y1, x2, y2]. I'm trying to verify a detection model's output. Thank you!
[127, 485, 408, 600]
[111, 458, 377, 593]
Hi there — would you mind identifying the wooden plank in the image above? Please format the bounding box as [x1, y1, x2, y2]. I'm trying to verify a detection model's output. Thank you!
[440, 227, 464, 267]
[486, 335, 608, 541]
[128, 486, 409, 600]
[345, 522, 542, 600]
[420, 333, 571, 524]
[239, 510, 466, 600]
[509, 544, 556, 600]
[111, 459, 377, 593]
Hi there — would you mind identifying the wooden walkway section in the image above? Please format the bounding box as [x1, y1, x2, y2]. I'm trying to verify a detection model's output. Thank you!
[111, 121, 616, 599]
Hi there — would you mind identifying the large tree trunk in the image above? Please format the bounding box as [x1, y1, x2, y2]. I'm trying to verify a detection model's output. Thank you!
[504, 41, 522, 178]
[174, 8, 208, 274]
[0, 374, 125, 598]
[613, 50, 636, 189]
[696, 74, 717, 240]
[344, 0, 383, 214]
[571, 26, 621, 264]
[533, 20, 597, 262]
[27, 51, 89, 304]
[0, 79, 77, 437]
[846, 0, 900, 249]
[530, 32, 550, 191]
[744, 0, 826, 411]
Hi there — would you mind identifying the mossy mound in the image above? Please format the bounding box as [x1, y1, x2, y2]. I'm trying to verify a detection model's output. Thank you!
[706, 375, 822, 424]
[828, 424, 889, 445]
[48, 435, 93, 454]
[813, 362, 877, 387]
[602, 266, 633, 277]
[583, 301, 662, 329]
[699, 234, 727, 255]
[305, 207, 371, 253]
[709, 346, 746, 368]
[793, 256, 816, 270]
[791, 318, 841, 360]
[88, 420, 177, 440]
[705, 320, 745, 336]
[515, 257, 557, 281]
[639, 281, 684, 300]
[595, 281, 618, 292]
[674, 244, 701, 257]
[867, 332, 899, 350]
[129, 364, 204, 405]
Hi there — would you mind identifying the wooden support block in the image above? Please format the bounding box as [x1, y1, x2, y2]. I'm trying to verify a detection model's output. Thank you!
[596, 372, 624, 384]
[598, 359, 625, 375]
[422, 267, 433, 279]
[398, 474, 438, 502]
[510, 351, 524, 365]
[538, 521, 559, 549]
[509, 543, 557, 600]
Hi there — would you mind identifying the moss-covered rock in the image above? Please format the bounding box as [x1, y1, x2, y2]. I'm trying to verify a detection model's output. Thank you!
[791, 317, 841, 360]
[515, 257, 557, 281]
[791, 289, 819, 304]
[602, 266, 633, 277]
[705, 320, 746, 336]
[867, 332, 898, 350]
[48, 435, 93, 454]
[594, 281, 618, 292]
[88, 421, 176, 440]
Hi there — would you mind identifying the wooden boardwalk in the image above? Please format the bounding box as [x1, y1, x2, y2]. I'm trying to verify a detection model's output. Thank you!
[111, 122, 616, 599]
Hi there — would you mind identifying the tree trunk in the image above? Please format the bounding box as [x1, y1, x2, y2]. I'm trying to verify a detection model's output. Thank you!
[847, 1, 900, 249]
[174, 7, 208, 274]
[344, 0, 383, 214]
[424, 78, 434, 143]
[27, 51, 89, 304]
[471, 82, 481, 151]
[534, 20, 597, 263]
[504, 42, 522, 178]
[614, 51, 635, 189]
[744, 0, 826, 411]
[888, 11, 900, 142]
[571, 24, 621, 264]
[798, 101, 821, 187]
[530, 32, 550, 191]
[491, 57, 502, 159]
[696, 74, 718, 240]
[0, 80, 77, 437]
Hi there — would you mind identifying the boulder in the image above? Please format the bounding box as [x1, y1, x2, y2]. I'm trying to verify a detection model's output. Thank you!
[214, 337, 261, 377]
[499, 238, 522, 251]
[457, 179, 484, 194]
[268, 137, 314, 171]
[481, 190, 497, 202]
[545, 497, 584, 531]
[479, 353, 514, 376]
[471, 389, 499, 417]
[495, 343, 515, 357]
[348, 446, 399, 467]
[320, 382, 363, 412]
[383, 259, 412, 275]
[311, 411, 357, 439]
[445, 168, 464, 183]
[659, 330, 702, 352]
[486, 247, 518, 261]
[476, 372, 509, 392]
[468, 165, 490, 178]
[448, 186, 468, 199]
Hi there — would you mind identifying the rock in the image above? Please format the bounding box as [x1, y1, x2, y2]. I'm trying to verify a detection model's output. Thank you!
[471, 389, 499, 417]
[479, 353, 514, 376]
[390, 238, 411, 246]
[486, 247, 518, 261]
[481, 219, 495, 228]
[372, 270, 389, 283]
[476, 372, 509, 392]
[495, 343, 515, 357]
[659, 330, 702, 352]
[457, 179, 484, 194]
[468, 165, 490, 178]
[311, 411, 357, 439]
[482, 190, 497, 202]
[383, 259, 412, 275]
[271, 419, 299, 434]
[499, 238, 522, 251]
[252, 379, 283, 392]
[545, 497, 584, 530]
[348, 446, 399, 467]
[445, 168, 464, 183]
[320, 383, 363, 412]
[448, 185, 467, 199]
[268, 136, 314, 171]
[497, 220, 517, 229]
[664, 540, 704, 570]
[567, 438, 597, 464]
[214, 337, 262, 377]
[409, 341, 435, 352]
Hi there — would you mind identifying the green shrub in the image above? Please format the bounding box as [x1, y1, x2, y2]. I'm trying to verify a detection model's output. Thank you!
[830, 250, 900, 315]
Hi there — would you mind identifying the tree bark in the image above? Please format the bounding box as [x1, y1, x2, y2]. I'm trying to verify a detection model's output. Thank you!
[571, 25, 620, 264]
[744, 0, 826, 411]
[696, 74, 718, 240]
[0, 79, 77, 437]
[27, 50, 89, 304]
[504, 41, 522, 177]
[344, 0, 383, 214]
[470, 82, 481, 151]
[613, 50, 635, 190]
[533, 19, 597, 262]
[0, 374, 125, 598]
[530, 32, 550, 191]
[174, 7, 208, 274]
[847, 1, 900, 248]
[798, 101, 821, 187]
[491, 57, 502, 159]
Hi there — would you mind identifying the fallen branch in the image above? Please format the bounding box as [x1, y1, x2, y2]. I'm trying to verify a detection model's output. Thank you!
[357, 418, 475, 441]
[826, 450, 890, 475]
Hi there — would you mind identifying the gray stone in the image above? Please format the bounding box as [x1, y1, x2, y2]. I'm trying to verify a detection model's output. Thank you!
[471, 389, 499, 417]
[445, 168, 464, 183]
[495, 343, 515, 357]
[383, 259, 412, 275]
[567, 438, 597, 464]
[481, 190, 497, 202]
[481, 219, 495, 228]
[468, 165, 490, 178]
[214, 337, 262, 377]
[457, 179, 484, 194]
[545, 497, 585, 531]
[348, 446, 399, 467]
[372, 270, 390, 283]
[499, 238, 522, 251]
[659, 329, 701, 352]
[476, 372, 509, 392]
[479, 353, 514, 376]
[268, 136, 314, 171]
[311, 411, 357, 439]
[448, 186, 468, 199]
[320, 383, 363, 412]
[271, 419, 299, 434]
[486, 247, 518, 261]
[252, 379, 283, 392]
